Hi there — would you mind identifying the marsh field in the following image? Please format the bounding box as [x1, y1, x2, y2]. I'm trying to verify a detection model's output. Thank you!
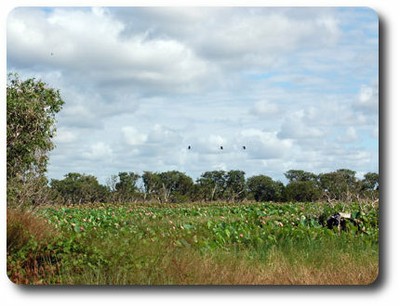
[7, 201, 379, 285]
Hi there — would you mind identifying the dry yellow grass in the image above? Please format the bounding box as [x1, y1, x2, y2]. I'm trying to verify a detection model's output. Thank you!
[7, 208, 57, 254]
[131, 247, 378, 285]
[7, 209, 61, 284]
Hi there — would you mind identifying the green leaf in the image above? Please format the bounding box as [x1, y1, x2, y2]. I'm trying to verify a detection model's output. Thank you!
[183, 223, 193, 230]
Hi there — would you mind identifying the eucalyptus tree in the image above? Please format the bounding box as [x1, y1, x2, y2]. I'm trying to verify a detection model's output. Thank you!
[360, 172, 379, 201]
[197, 170, 227, 201]
[115, 172, 141, 203]
[247, 175, 283, 202]
[224, 170, 247, 202]
[159, 171, 194, 203]
[7, 73, 64, 206]
[284, 170, 322, 202]
[142, 171, 193, 203]
[50, 173, 108, 204]
[318, 169, 358, 202]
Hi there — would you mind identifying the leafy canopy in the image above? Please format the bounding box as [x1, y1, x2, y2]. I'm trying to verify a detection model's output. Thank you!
[7, 73, 64, 180]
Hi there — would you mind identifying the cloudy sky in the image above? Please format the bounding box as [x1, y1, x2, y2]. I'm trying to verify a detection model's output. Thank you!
[7, 6, 379, 184]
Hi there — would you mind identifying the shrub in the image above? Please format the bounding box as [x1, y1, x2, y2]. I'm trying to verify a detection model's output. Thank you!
[7, 209, 61, 284]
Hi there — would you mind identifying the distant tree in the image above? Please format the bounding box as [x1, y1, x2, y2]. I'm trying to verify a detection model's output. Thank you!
[7, 73, 64, 207]
[284, 170, 318, 183]
[247, 175, 283, 202]
[361, 172, 379, 191]
[224, 170, 246, 202]
[197, 170, 227, 201]
[141, 171, 194, 203]
[284, 169, 321, 202]
[284, 181, 322, 202]
[106, 174, 118, 192]
[50, 173, 108, 204]
[159, 171, 194, 203]
[360, 172, 379, 200]
[47, 167, 377, 205]
[318, 169, 358, 202]
[115, 172, 140, 203]
[142, 171, 163, 202]
[188, 183, 203, 202]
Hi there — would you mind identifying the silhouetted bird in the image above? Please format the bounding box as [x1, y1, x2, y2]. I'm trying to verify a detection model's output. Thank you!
[220, 146, 224, 150]
[242, 146, 246, 150]
[188, 145, 191, 150]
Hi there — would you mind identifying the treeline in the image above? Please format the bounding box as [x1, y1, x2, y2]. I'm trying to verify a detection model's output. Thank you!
[48, 169, 379, 205]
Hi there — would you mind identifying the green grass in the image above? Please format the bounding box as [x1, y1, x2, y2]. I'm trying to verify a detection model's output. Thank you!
[7, 201, 379, 285]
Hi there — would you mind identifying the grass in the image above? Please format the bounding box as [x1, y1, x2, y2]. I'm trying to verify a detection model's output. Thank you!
[7, 209, 62, 284]
[65, 239, 378, 285]
[7, 201, 379, 285]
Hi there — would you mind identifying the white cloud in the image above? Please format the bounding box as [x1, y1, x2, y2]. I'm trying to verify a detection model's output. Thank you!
[339, 127, 358, 143]
[122, 126, 147, 146]
[55, 128, 76, 144]
[356, 84, 378, 111]
[184, 134, 227, 155]
[316, 15, 340, 44]
[239, 129, 292, 160]
[147, 124, 183, 146]
[209, 135, 226, 147]
[83, 142, 113, 160]
[7, 7, 214, 95]
[249, 100, 279, 117]
[278, 110, 325, 140]
[195, 11, 339, 67]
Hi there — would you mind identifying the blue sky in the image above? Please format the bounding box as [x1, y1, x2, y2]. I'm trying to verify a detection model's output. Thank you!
[7, 6, 379, 184]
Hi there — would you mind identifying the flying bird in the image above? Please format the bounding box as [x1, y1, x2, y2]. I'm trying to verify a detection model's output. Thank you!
[242, 146, 246, 150]
[220, 146, 224, 150]
[188, 145, 191, 150]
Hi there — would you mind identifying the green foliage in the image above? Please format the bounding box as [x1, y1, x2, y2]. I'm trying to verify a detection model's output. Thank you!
[319, 169, 358, 201]
[7, 73, 64, 180]
[224, 170, 247, 202]
[50, 173, 108, 204]
[47, 168, 379, 205]
[284, 170, 318, 183]
[8, 201, 378, 284]
[197, 170, 227, 201]
[196, 170, 248, 202]
[283, 170, 322, 202]
[39, 201, 379, 254]
[284, 181, 322, 202]
[7, 73, 64, 207]
[142, 171, 163, 201]
[360, 172, 379, 200]
[114, 172, 141, 202]
[247, 175, 283, 202]
[142, 171, 194, 203]
[160, 171, 194, 203]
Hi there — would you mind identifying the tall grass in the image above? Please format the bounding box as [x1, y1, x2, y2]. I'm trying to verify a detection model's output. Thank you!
[62, 225, 378, 285]
[7, 209, 62, 284]
[64, 240, 377, 285]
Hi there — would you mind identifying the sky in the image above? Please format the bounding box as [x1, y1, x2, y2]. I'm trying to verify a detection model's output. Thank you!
[6, 6, 379, 184]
